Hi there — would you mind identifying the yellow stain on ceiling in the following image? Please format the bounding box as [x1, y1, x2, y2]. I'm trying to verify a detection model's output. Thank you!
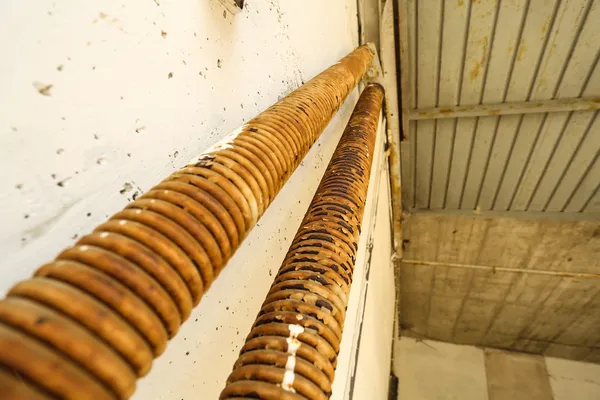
[470, 36, 489, 80]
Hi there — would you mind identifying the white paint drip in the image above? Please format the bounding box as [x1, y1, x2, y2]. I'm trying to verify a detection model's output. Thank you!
[282, 370, 296, 390]
[282, 324, 305, 392]
[285, 354, 297, 371]
[186, 126, 242, 165]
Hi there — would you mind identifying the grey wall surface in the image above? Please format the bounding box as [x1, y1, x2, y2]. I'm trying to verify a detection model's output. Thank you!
[399, 213, 600, 363]
[394, 336, 600, 399]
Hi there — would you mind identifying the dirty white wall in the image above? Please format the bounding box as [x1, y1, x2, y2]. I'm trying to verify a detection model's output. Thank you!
[346, 155, 396, 400]
[0, 0, 395, 398]
[0, 0, 359, 291]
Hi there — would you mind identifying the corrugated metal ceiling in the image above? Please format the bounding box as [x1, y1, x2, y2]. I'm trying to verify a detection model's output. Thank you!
[398, 0, 600, 216]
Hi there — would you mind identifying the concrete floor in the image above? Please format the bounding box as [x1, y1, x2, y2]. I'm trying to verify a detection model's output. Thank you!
[394, 337, 600, 400]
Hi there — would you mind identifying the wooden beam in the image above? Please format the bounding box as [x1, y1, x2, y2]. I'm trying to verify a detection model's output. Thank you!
[409, 97, 600, 120]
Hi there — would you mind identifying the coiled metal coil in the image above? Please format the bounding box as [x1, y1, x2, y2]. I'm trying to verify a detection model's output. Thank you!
[0, 46, 374, 399]
[221, 83, 385, 399]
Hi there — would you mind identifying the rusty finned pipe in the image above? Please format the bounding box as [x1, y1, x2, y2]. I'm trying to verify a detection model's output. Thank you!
[0, 46, 373, 399]
[220, 83, 385, 400]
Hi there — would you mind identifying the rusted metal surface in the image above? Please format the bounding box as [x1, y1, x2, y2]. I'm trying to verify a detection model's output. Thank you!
[220, 84, 384, 400]
[377, 3, 404, 259]
[400, 0, 600, 213]
[0, 45, 373, 399]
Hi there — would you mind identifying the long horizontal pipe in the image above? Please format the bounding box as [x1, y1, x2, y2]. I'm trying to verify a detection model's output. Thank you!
[409, 97, 600, 120]
[220, 84, 385, 400]
[403, 259, 600, 279]
[0, 45, 374, 399]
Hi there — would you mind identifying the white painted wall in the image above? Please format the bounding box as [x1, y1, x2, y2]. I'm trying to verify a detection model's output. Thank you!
[0, 0, 359, 292]
[350, 163, 395, 400]
[0, 1, 397, 398]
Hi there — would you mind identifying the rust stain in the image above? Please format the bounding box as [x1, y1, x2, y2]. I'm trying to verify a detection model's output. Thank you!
[541, 15, 551, 35]
[538, 77, 547, 90]
[470, 61, 482, 80]
[439, 108, 454, 114]
[458, 0, 464, 6]
[517, 40, 527, 62]
[470, 36, 488, 80]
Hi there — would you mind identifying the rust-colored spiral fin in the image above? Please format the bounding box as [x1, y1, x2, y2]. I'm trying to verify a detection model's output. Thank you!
[221, 83, 385, 400]
[0, 45, 373, 399]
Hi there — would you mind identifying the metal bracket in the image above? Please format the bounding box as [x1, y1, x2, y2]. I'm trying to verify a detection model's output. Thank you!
[363, 43, 385, 87]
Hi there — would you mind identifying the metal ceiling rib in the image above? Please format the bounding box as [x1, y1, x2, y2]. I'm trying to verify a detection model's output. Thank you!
[399, 0, 600, 216]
